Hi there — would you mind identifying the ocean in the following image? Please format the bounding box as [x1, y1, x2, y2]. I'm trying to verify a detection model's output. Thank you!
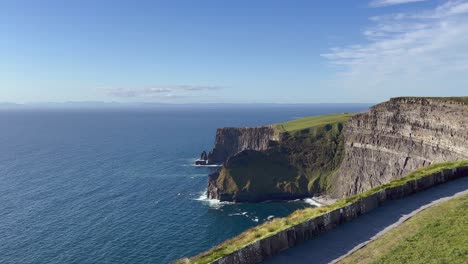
[0, 104, 370, 264]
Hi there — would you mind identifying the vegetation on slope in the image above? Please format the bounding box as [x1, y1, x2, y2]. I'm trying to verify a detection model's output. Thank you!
[179, 161, 468, 264]
[338, 193, 468, 264]
[213, 113, 354, 201]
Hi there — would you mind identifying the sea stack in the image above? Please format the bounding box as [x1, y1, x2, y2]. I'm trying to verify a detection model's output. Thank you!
[195, 150, 209, 165]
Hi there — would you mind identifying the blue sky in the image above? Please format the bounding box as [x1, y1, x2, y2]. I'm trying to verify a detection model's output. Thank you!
[1, 0, 467, 103]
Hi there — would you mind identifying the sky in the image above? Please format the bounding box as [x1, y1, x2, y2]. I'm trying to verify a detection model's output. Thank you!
[1, 0, 467, 104]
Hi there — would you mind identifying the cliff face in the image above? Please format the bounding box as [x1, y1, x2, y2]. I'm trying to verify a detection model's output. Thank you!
[205, 126, 277, 164]
[333, 97, 468, 197]
[207, 122, 347, 202]
[202, 97, 467, 202]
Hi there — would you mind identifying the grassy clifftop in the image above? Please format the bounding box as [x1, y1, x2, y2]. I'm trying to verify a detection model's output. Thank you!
[275, 113, 355, 132]
[212, 113, 355, 202]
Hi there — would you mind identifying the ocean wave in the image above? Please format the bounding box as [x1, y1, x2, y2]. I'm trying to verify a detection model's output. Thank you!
[228, 211, 249, 217]
[191, 164, 222, 168]
[194, 190, 233, 208]
[191, 157, 223, 167]
[303, 198, 323, 207]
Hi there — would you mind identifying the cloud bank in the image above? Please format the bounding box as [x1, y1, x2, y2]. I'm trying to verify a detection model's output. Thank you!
[370, 0, 429, 7]
[322, 0, 468, 101]
[107, 85, 223, 99]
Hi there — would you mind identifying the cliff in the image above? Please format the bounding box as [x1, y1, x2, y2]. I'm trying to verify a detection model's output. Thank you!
[332, 97, 468, 197]
[201, 97, 467, 202]
[197, 126, 277, 165]
[206, 114, 354, 202]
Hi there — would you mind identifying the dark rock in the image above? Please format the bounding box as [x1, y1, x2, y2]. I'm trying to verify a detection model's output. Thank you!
[195, 160, 208, 165]
[200, 151, 208, 161]
[194, 150, 209, 165]
[206, 126, 276, 164]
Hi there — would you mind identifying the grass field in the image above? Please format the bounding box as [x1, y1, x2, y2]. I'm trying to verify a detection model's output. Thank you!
[275, 113, 355, 132]
[178, 161, 468, 264]
[338, 192, 468, 264]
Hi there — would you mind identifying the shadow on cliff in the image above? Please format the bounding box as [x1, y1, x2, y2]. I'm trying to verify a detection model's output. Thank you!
[264, 176, 468, 264]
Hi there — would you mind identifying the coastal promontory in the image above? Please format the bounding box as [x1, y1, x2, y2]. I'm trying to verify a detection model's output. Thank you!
[199, 97, 468, 202]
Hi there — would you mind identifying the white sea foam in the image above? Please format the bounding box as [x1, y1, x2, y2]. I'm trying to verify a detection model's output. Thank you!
[195, 190, 233, 209]
[266, 215, 275, 221]
[228, 213, 244, 216]
[188, 173, 209, 178]
[303, 198, 323, 207]
[191, 157, 223, 167]
[192, 164, 223, 168]
[229, 211, 249, 217]
[182, 158, 222, 167]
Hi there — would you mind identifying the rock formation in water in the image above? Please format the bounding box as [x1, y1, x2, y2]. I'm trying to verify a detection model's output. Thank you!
[201, 97, 468, 202]
[195, 151, 209, 165]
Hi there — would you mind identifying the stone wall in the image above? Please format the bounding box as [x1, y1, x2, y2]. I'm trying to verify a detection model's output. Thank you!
[210, 165, 468, 264]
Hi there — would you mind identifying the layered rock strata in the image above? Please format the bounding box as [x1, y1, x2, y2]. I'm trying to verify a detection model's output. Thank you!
[332, 97, 468, 197]
[200, 97, 467, 202]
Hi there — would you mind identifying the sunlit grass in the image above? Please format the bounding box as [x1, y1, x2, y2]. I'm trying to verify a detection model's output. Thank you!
[275, 113, 355, 132]
[339, 192, 468, 264]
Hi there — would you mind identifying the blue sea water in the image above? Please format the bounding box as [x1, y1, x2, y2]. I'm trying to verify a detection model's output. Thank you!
[0, 104, 370, 264]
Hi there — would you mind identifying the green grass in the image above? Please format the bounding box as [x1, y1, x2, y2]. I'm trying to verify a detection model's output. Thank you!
[338, 193, 468, 264]
[178, 160, 468, 264]
[275, 113, 355, 132]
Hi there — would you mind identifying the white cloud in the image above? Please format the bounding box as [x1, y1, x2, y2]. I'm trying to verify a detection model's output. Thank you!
[321, 0, 468, 101]
[107, 85, 223, 98]
[370, 0, 428, 7]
